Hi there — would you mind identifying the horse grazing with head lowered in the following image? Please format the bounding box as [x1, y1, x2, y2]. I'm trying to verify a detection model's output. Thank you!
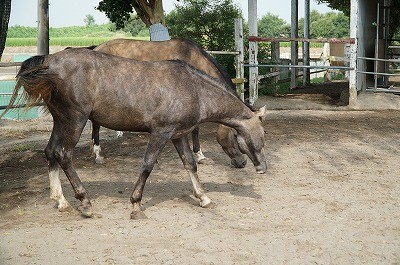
[92, 38, 246, 168]
[6, 48, 267, 219]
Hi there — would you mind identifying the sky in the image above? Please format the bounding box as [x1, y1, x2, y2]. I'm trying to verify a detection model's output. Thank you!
[9, 0, 333, 28]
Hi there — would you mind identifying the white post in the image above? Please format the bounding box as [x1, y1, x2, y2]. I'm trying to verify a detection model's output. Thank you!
[234, 18, 245, 101]
[303, 0, 310, 86]
[248, 0, 258, 105]
[290, 0, 299, 89]
[349, 0, 359, 105]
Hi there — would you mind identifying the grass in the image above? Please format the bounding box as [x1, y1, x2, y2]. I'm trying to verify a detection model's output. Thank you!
[6, 36, 150, 47]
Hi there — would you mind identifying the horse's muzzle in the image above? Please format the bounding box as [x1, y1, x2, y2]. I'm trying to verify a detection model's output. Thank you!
[255, 161, 267, 174]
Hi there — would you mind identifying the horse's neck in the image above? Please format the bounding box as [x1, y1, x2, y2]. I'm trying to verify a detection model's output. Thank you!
[199, 90, 253, 128]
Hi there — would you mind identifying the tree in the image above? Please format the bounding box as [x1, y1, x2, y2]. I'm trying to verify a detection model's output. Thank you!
[166, 0, 242, 51]
[258, 13, 290, 38]
[298, 10, 349, 38]
[0, 0, 11, 60]
[84, 14, 96, 26]
[120, 14, 148, 37]
[97, 0, 166, 28]
[316, 0, 400, 41]
[166, 0, 242, 77]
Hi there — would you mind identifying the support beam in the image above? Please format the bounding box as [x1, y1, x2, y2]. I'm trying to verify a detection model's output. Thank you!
[234, 18, 245, 101]
[303, 0, 310, 86]
[37, 0, 49, 55]
[248, 0, 258, 105]
[290, 0, 298, 89]
[349, 0, 359, 105]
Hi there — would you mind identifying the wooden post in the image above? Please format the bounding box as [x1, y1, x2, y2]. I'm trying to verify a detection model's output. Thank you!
[234, 18, 245, 101]
[303, 0, 310, 86]
[349, 0, 359, 106]
[37, 0, 49, 55]
[290, 0, 298, 89]
[248, 0, 258, 105]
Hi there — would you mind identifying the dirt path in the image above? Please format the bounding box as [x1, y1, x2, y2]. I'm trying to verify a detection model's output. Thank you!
[1, 94, 399, 264]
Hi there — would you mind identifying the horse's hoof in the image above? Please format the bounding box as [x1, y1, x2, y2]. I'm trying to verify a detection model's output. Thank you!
[58, 204, 74, 213]
[78, 205, 93, 218]
[130, 211, 148, 220]
[95, 157, 105, 164]
[202, 201, 216, 209]
[199, 196, 212, 208]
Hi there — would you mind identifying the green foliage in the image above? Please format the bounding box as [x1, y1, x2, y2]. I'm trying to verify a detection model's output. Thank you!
[315, 0, 349, 15]
[166, 0, 242, 51]
[309, 11, 349, 38]
[84, 14, 96, 27]
[166, 0, 242, 78]
[119, 15, 148, 37]
[7, 26, 37, 38]
[7, 24, 130, 38]
[258, 13, 290, 37]
[97, 0, 134, 29]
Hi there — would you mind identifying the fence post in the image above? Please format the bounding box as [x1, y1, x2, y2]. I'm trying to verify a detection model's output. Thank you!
[348, 0, 359, 106]
[271, 41, 280, 92]
[303, 0, 310, 86]
[248, 0, 258, 105]
[234, 18, 245, 101]
[37, 0, 49, 55]
[290, 0, 298, 89]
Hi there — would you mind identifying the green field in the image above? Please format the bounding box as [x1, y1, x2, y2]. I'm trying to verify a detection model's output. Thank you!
[6, 36, 150, 47]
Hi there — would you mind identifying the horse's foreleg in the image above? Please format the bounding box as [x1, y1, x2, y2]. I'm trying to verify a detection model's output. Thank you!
[191, 126, 207, 163]
[91, 122, 104, 164]
[130, 132, 172, 220]
[172, 136, 211, 208]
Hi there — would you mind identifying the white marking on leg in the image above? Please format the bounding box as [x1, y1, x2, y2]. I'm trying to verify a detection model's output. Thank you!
[188, 171, 211, 207]
[116, 131, 124, 138]
[93, 144, 104, 164]
[49, 169, 72, 211]
[194, 149, 207, 163]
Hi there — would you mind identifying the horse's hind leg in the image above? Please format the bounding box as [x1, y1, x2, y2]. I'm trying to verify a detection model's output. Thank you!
[172, 136, 211, 207]
[91, 122, 104, 164]
[46, 121, 93, 217]
[191, 126, 207, 163]
[45, 137, 73, 212]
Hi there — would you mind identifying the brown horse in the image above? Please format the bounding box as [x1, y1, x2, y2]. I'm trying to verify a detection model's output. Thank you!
[6, 48, 267, 219]
[92, 38, 247, 168]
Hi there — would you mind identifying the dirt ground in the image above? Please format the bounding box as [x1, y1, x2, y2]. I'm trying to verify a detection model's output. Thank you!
[0, 92, 399, 265]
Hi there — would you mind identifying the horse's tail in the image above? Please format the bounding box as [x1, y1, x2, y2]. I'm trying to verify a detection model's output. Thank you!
[0, 55, 58, 119]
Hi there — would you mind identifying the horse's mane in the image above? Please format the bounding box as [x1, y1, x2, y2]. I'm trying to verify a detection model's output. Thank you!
[176, 39, 254, 111]
[168, 59, 254, 113]
[177, 38, 235, 89]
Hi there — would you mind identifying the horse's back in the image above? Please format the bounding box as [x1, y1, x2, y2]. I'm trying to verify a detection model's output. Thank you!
[94, 38, 228, 82]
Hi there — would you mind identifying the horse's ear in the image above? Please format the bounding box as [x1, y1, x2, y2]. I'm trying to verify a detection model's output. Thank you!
[255, 105, 267, 120]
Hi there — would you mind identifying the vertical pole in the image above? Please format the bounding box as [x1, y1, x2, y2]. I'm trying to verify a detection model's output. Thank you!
[290, 0, 298, 89]
[303, 0, 310, 86]
[349, 0, 359, 105]
[234, 18, 245, 101]
[383, 0, 390, 87]
[373, 2, 380, 91]
[271, 41, 280, 92]
[37, 0, 49, 55]
[248, 0, 258, 106]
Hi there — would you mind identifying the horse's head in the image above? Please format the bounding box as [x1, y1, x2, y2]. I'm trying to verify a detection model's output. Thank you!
[216, 125, 247, 168]
[235, 106, 268, 174]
